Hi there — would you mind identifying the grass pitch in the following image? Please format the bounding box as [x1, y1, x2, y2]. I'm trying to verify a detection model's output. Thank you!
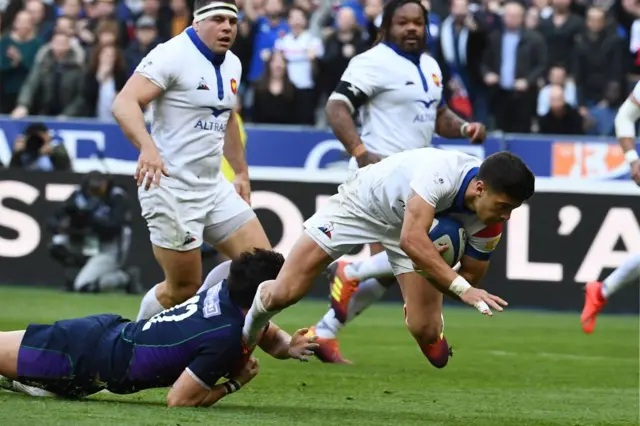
[0, 286, 637, 426]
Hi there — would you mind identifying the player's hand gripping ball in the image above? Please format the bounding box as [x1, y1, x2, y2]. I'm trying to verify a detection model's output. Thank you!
[413, 216, 466, 278]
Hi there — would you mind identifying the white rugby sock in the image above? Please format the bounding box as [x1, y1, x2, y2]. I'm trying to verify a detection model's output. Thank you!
[198, 260, 232, 293]
[243, 282, 280, 346]
[344, 252, 394, 281]
[316, 278, 388, 339]
[12, 381, 58, 398]
[602, 254, 640, 299]
[136, 284, 164, 321]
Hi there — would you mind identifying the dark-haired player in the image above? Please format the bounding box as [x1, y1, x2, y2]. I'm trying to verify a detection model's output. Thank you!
[113, 0, 272, 324]
[242, 149, 535, 366]
[310, 0, 488, 365]
[0, 250, 318, 407]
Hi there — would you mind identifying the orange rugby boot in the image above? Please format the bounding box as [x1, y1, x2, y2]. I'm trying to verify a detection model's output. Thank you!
[326, 261, 360, 323]
[306, 326, 352, 364]
[581, 281, 607, 334]
[419, 333, 453, 369]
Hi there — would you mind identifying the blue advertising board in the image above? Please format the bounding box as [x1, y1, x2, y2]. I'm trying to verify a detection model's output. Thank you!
[0, 116, 634, 180]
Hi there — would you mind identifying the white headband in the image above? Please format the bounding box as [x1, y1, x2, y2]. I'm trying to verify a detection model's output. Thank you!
[194, 2, 238, 22]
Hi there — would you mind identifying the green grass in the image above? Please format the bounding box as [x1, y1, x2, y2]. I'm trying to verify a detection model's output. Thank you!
[0, 286, 637, 426]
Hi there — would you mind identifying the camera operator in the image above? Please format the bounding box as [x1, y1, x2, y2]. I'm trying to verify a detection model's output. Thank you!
[47, 171, 142, 294]
[9, 122, 71, 171]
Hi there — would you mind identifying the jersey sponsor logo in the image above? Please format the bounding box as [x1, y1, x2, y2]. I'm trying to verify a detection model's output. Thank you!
[206, 106, 232, 118]
[197, 77, 210, 91]
[413, 100, 437, 123]
[195, 120, 228, 132]
[195, 106, 232, 132]
[230, 78, 238, 95]
[432, 74, 441, 87]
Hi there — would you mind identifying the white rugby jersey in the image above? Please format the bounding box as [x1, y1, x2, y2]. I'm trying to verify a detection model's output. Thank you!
[346, 147, 502, 261]
[135, 27, 241, 190]
[330, 43, 445, 157]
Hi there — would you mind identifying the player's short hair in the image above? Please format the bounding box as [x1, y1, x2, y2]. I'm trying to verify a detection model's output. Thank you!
[194, 0, 236, 12]
[227, 249, 285, 308]
[477, 152, 535, 203]
[375, 0, 429, 48]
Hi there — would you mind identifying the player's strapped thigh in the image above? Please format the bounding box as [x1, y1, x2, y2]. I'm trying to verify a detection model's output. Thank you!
[138, 185, 211, 251]
[303, 194, 386, 259]
[203, 178, 257, 247]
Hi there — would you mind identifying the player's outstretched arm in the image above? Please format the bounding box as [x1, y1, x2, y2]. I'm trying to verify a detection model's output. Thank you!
[257, 323, 319, 361]
[400, 193, 506, 315]
[167, 358, 259, 408]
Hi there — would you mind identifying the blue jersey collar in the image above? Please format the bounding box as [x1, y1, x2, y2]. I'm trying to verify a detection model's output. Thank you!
[382, 41, 421, 65]
[455, 167, 478, 212]
[186, 26, 226, 66]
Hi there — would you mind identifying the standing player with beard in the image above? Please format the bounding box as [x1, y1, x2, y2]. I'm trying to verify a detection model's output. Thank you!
[306, 0, 491, 367]
[112, 0, 271, 322]
[581, 82, 640, 333]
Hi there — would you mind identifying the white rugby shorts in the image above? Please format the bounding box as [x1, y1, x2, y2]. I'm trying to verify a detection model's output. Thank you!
[138, 177, 255, 251]
[303, 186, 414, 276]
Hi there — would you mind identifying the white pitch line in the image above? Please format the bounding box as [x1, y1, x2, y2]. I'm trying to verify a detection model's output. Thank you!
[487, 350, 638, 362]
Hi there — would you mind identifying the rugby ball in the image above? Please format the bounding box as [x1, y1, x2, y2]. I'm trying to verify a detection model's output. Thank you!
[413, 216, 466, 276]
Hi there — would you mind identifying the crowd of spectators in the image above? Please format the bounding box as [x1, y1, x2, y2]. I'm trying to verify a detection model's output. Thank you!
[0, 0, 638, 135]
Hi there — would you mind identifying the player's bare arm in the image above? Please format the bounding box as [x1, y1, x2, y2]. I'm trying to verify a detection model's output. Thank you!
[326, 91, 381, 167]
[168, 357, 259, 408]
[258, 324, 319, 361]
[112, 73, 169, 190]
[223, 110, 251, 204]
[400, 193, 506, 315]
[614, 93, 640, 185]
[435, 105, 486, 144]
[458, 256, 491, 287]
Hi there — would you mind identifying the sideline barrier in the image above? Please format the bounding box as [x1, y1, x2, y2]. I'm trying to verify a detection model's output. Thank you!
[1, 169, 638, 313]
[0, 116, 637, 180]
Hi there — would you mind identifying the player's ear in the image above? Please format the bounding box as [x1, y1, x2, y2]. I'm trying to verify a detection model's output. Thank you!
[474, 179, 486, 196]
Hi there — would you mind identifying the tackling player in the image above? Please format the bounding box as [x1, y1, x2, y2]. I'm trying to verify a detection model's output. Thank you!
[581, 82, 640, 333]
[309, 0, 487, 366]
[112, 0, 271, 322]
[0, 250, 318, 407]
[242, 148, 535, 364]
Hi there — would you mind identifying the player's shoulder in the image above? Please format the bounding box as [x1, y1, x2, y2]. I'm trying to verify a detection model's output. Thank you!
[421, 54, 442, 75]
[150, 32, 187, 55]
[223, 50, 242, 70]
[349, 44, 391, 68]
